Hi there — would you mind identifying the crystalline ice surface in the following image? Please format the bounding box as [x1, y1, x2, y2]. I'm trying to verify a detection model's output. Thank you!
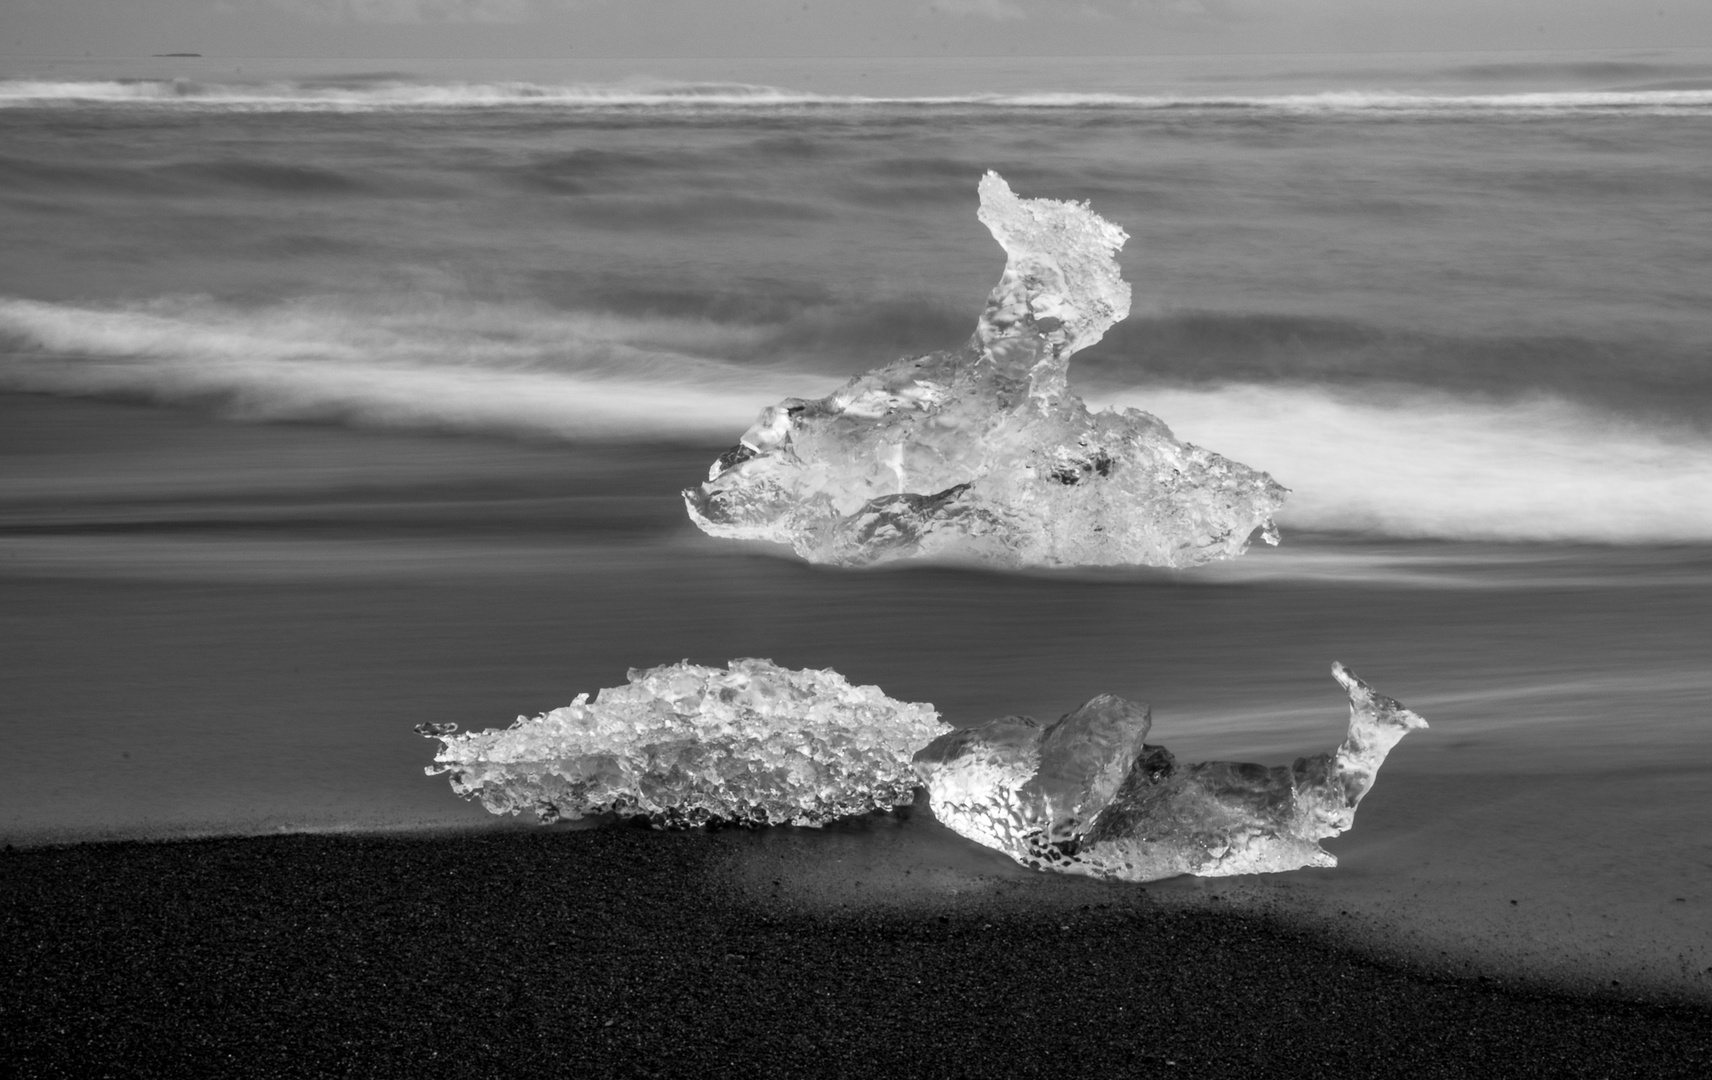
[420, 659, 947, 827]
[685, 171, 1288, 569]
[912, 663, 1427, 880]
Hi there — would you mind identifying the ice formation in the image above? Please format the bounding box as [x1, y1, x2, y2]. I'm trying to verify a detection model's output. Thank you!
[911, 663, 1427, 880]
[417, 659, 946, 827]
[685, 171, 1287, 568]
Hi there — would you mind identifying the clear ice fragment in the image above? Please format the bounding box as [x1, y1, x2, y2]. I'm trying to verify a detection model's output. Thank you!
[911, 663, 1427, 880]
[684, 171, 1288, 568]
[419, 658, 947, 827]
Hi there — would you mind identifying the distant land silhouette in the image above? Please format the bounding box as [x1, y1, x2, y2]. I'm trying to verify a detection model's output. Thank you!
[152, 53, 201, 58]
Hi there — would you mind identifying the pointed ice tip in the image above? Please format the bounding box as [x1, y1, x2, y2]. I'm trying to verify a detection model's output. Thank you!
[973, 168, 1131, 365]
[1332, 662, 1428, 730]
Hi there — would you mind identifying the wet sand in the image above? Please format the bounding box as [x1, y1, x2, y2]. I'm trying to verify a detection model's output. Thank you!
[5, 825, 1709, 1079]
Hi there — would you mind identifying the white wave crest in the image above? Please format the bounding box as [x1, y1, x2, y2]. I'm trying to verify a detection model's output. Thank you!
[0, 78, 818, 111]
[1092, 384, 1712, 544]
[0, 296, 821, 439]
[3, 78, 1709, 115]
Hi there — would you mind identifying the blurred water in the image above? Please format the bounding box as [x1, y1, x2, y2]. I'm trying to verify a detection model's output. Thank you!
[3, 50, 1711, 997]
[6, 53, 1712, 540]
[3, 392, 1710, 996]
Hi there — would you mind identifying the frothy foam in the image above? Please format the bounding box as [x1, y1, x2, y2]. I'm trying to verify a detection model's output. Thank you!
[1095, 383, 1712, 544]
[0, 296, 820, 440]
[3, 78, 1709, 115]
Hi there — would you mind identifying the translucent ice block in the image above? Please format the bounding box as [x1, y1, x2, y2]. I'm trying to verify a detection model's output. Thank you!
[418, 658, 947, 827]
[685, 171, 1288, 568]
[912, 663, 1427, 880]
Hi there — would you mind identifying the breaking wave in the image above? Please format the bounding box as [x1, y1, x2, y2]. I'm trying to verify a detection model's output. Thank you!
[0, 296, 822, 440]
[3, 78, 1711, 116]
[1095, 384, 1712, 545]
[5, 295, 1712, 543]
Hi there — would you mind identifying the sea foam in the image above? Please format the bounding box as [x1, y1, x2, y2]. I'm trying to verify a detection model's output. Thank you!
[1101, 383, 1712, 543]
[3, 78, 1710, 115]
[0, 296, 823, 440]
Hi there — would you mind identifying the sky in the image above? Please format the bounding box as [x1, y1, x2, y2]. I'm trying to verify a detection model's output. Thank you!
[5, 0, 1711, 59]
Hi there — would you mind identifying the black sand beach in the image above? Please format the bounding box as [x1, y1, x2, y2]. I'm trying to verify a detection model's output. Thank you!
[6, 825, 1709, 1079]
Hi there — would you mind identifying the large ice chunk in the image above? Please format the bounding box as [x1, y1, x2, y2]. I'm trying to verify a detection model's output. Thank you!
[912, 663, 1426, 880]
[684, 171, 1288, 568]
[417, 659, 947, 827]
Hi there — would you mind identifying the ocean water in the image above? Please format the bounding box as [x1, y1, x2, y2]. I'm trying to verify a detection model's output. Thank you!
[2, 50, 1710, 998]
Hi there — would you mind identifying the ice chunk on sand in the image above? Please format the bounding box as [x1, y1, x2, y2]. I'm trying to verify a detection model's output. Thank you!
[912, 663, 1426, 880]
[685, 171, 1287, 568]
[418, 659, 946, 827]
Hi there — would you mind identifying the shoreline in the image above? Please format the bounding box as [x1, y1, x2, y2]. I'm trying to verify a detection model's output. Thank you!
[7, 828, 1709, 1078]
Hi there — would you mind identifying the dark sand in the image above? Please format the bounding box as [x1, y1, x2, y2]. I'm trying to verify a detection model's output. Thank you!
[5, 825, 1709, 1079]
